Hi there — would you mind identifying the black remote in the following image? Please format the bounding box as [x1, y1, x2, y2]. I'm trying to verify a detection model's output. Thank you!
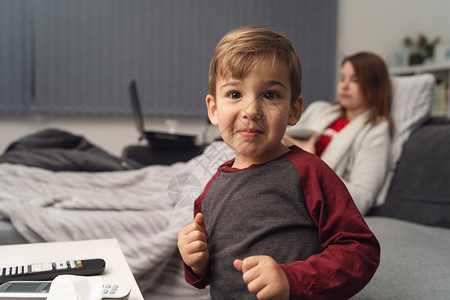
[0, 258, 106, 284]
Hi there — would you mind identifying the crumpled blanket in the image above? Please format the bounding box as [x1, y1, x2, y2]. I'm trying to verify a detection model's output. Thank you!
[0, 138, 234, 298]
[0, 128, 142, 171]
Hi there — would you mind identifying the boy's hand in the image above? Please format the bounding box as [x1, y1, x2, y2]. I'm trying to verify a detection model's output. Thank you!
[234, 255, 290, 300]
[177, 213, 209, 277]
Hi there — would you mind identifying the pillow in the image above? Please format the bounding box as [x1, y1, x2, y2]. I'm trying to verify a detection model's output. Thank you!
[375, 73, 435, 206]
[370, 120, 450, 228]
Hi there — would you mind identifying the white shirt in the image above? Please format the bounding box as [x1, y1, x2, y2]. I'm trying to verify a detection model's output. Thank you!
[287, 101, 391, 215]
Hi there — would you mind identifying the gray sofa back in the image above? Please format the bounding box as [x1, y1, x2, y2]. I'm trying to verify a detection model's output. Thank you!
[369, 118, 450, 228]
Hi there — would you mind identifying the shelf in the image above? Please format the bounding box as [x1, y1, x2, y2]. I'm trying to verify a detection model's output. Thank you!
[390, 62, 450, 75]
[390, 62, 449, 118]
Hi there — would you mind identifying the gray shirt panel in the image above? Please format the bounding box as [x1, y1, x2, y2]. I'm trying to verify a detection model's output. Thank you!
[202, 157, 322, 299]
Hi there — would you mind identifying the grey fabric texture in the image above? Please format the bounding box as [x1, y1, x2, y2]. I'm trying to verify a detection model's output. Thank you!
[369, 120, 450, 228]
[354, 217, 450, 299]
[0, 220, 27, 245]
[202, 157, 321, 299]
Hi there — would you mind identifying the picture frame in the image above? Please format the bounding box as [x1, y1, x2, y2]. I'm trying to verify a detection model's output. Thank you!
[434, 42, 450, 64]
[391, 50, 409, 68]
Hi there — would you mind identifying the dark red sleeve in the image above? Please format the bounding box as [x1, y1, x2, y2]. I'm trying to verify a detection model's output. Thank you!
[183, 167, 223, 288]
[280, 148, 380, 299]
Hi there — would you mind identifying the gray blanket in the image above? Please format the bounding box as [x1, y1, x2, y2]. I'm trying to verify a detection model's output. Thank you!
[0, 141, 234, 298]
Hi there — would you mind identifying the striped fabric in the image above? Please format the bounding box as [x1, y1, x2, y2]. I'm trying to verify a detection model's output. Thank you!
[0, 0, 32, 113]
[0, 141, 235, 298]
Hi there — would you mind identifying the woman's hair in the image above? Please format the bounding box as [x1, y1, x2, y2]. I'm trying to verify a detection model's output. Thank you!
[342, 52, 393, 130]
[208, 26, 302, 104]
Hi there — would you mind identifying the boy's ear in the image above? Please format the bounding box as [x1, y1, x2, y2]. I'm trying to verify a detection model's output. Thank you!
[288, 95, 303, 126]
[206, 94, 219, 126]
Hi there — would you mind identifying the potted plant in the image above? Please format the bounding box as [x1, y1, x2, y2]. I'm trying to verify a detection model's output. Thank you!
[403, 34, 440, 65]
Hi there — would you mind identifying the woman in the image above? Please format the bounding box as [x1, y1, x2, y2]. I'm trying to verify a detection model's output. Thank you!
[283, 52, 392, 215]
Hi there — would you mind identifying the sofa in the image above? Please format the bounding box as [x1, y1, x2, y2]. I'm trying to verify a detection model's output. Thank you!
[354, 117, 450, 299]
[350, 73, 450, 299]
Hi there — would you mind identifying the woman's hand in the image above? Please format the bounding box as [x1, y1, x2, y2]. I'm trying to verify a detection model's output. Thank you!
[283, 132, 321, 154]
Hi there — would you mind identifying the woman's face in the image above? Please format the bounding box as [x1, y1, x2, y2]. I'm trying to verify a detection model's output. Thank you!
[337, 61, 368, 117]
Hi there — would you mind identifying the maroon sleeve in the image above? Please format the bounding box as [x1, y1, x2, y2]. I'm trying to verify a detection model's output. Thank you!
[182, 167, 223, 288]
[280, 148, 380, 299]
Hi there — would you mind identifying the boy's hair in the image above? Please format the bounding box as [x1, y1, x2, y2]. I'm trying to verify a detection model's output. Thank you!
[342, 52, 393, 131]
[208, 26, 302, 104]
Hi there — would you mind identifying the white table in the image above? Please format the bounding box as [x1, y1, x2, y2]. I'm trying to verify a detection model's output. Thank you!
[0, 239, 144, 300]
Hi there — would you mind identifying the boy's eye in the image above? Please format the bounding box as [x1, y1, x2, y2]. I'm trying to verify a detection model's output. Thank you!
[227, 91, 242, 99]
[263, 91, 280, 100]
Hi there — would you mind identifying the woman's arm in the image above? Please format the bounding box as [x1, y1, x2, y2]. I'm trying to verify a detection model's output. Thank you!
[282, 133, 321, 154]
[339, 121, 391, 215]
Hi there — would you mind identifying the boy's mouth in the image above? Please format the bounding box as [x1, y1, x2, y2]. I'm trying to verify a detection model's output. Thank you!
[237, 128, 263, 138]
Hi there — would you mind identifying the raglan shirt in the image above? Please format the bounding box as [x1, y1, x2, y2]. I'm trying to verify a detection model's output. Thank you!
[184, 146, 380, 299]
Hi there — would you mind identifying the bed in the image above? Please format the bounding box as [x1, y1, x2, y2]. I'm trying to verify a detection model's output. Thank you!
[0, 129, 234, 299]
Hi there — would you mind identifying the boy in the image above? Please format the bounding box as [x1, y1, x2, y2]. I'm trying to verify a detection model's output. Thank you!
[177, 26, 380, 299]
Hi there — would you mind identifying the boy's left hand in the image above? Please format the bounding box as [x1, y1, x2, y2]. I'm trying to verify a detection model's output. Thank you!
[234, 255, 290, 300]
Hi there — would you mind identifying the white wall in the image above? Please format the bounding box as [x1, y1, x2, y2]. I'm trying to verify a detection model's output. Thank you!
[337, 0, 450, 65]
[2, 0, 450, 157]
[0, 114, 209, 156]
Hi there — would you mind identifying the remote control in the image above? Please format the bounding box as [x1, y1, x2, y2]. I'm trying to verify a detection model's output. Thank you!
[102, 283, 131, 299]
[0, 259, 105, 284]
[0, 281, 131, 299]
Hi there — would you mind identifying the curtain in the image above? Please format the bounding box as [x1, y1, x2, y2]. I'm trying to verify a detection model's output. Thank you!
[1, 0, 337, 116]
[0, 0, 32, 113]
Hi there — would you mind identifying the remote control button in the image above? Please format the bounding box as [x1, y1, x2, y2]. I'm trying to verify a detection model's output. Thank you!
[31, 262, 53, 272]
[75, 260, 83, 268]
[110, 284, 118, 294]
[55, 261, 69, 270]
[69, 260, 76, 269]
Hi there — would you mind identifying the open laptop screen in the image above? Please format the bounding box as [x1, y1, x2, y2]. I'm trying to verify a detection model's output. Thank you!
[128, 80, 146, 141]
[127, 80, 196, 148]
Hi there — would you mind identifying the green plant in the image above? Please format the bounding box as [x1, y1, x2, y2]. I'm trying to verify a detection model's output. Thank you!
[403, 34, 440, 65]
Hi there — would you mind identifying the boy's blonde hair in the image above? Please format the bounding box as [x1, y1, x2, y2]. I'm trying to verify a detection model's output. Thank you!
[208, 26, 302, 104]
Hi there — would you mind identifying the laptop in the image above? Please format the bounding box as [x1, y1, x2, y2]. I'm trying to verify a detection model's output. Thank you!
[128, 80, 197, 149]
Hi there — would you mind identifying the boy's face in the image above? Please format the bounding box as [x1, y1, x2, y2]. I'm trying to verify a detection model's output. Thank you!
[206, 58, 302, 168]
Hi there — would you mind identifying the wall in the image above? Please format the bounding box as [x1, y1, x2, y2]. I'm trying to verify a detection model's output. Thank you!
[0, 114, 210, 156]
[2, 0, 450, 157]
[337, 0, 450, 65]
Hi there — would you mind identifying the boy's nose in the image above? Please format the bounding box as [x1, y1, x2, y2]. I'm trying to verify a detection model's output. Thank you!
[240, 98, 262, 120]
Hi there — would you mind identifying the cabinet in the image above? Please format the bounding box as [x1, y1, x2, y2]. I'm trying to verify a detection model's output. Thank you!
[390, 63, 450, 117]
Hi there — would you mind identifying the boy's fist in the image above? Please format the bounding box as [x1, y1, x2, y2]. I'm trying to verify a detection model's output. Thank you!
[177, 213, 209, 277]
[234, 255, 290, 300]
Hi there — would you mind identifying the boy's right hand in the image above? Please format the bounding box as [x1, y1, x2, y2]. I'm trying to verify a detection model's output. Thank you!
[177, 213, 209, 277]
